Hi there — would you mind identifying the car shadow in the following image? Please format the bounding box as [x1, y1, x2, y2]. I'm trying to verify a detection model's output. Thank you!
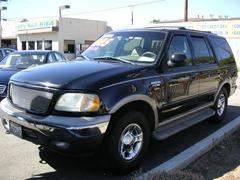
[27, 146, 133, 180]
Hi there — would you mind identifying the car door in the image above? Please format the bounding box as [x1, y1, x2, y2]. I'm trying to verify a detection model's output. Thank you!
[160, 33, 199, 121]
[190, 35, 219, 104]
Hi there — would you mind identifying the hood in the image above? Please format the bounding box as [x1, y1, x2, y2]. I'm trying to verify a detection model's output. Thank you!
[11, 60, 149, 91]
[0, 68, 19, 85]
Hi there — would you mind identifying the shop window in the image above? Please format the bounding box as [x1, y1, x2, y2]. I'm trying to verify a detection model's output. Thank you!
[44, 40, 52, 50]
[22, 41, 26, 50]
[64, 40, 75, 54]
[28, 41, 35, 50]
[37, 41, 43, 50]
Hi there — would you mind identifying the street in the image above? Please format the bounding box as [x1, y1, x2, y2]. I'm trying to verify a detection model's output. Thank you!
[0, 85, 240, 180]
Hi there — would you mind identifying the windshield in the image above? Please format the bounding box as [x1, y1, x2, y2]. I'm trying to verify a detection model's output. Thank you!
[82, 31, 166, 63]
[0, 52, 46, 69]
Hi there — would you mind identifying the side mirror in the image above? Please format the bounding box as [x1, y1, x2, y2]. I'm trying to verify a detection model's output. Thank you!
[168, 53, 187, 67]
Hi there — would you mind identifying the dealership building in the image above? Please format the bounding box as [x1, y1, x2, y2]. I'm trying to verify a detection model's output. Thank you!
[150, 18, 240, 68]
[2, 18, 110, 59]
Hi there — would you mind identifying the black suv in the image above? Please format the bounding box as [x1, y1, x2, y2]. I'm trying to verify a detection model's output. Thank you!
[0, 27, 238, 171]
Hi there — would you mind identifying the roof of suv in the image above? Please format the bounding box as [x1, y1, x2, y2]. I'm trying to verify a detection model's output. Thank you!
[115, 26, 220, 38]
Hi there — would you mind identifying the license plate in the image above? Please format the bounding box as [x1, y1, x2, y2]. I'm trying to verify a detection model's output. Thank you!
[9, 122, 23, 139]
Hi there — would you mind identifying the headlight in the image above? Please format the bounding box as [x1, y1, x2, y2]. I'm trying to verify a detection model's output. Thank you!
[55, 93, 100, 112]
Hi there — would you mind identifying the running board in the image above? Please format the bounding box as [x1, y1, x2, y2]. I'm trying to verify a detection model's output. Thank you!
[153, 108, 215, 140]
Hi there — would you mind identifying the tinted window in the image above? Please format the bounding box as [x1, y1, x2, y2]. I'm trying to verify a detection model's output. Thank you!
[209, 36, 234, 64]
[0, 53, 46, 69]
[0, 50, 3, 60]
[191, 36, 214, 64]
[54, 53, 65, 62]
[48, 53, 56, 63]
[168, 35, 192, 65]
[4, 49, 14, 56]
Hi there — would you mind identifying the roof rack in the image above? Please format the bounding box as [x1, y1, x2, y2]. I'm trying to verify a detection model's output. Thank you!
[146, 26, 212, 34]
[146, 26, 186, 30]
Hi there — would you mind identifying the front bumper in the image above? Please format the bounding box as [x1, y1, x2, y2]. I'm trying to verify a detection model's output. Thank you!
[0, 98, 111, 155]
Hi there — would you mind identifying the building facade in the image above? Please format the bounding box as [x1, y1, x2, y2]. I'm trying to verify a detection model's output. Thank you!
[2, 18, 109, 59]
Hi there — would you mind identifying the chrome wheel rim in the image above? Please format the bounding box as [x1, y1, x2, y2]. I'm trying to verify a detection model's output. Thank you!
[217, 93, 226, 116]
[119, 123, 143, 161]
[2, 119, 10, 131]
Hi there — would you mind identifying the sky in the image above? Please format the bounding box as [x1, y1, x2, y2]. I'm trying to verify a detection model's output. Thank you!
[2, 0, 240, 29]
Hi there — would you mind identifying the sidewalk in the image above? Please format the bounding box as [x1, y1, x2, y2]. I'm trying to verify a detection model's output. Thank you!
[216, 166, 240, 180]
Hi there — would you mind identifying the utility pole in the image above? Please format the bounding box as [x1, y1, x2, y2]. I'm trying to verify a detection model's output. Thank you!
[130, 6, 134, 25]
[184, 0, 188, 22]
[0, 0, 7, 48]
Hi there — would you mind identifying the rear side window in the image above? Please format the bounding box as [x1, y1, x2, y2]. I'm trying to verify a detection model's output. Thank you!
[209, 36, 235, 64]
[191, 36, 215, 64]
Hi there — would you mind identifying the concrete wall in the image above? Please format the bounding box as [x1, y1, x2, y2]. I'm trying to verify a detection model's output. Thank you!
[58, 18, 107, 59]
[16, 18, 108, 59]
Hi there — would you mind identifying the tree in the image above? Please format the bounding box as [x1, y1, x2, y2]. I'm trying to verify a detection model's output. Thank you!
[150, 19, 161, 24]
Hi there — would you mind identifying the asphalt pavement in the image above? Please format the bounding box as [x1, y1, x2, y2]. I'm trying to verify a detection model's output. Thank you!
[0, 85, 240, 180]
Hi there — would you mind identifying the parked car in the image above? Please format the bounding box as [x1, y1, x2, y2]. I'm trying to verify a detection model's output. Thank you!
[0, 48, 16, 62]
[0, 50, 67, 101]
[0, 27, 238, 171]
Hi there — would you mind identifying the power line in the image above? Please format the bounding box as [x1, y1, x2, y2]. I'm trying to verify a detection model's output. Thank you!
[6, 0, 165, 21]
[64, 0, 165, 16]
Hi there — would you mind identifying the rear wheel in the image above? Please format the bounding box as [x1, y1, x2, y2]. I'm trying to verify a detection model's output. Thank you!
[105, 111, 150, 172]
[211, 88, 228, 123]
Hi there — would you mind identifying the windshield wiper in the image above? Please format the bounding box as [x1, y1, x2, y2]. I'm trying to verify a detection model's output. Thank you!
[93, 56, 134, 65]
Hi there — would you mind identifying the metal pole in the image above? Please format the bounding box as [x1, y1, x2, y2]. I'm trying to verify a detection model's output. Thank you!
[184, 0, 188, 22]
[131, 7, 134, 25]
[59, 7, 62, 18]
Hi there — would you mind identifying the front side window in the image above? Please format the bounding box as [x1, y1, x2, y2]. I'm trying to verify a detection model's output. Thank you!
[54, 53, 65, 62]
[82, 31, 166, 63]
[0, 53, 46, 69]
[48, 53, 56, 63]
[168, 35, 192, 65]
[191, 36, 214, 64]
[44, 40, 52, 50]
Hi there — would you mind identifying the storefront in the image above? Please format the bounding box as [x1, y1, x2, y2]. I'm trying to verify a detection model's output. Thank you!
[15, 18, 108, 59]
[2, 21, 17, 49]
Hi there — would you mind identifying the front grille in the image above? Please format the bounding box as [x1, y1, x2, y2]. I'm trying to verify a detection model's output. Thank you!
[0, 85, 6, 94]
[9, 84, 53, 115]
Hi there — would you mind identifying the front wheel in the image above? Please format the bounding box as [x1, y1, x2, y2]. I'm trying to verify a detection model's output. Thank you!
[211, 88, 228, 123]
[105, 111, 150, 172]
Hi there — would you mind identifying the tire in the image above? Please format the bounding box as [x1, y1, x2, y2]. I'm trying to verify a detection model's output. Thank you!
[211, 88, 228, 123]
[105, 111, 150, 172]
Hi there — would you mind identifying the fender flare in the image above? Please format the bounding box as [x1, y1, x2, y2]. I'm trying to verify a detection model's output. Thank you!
[109, 94, 159, 129]
[214, 79, 231, 103]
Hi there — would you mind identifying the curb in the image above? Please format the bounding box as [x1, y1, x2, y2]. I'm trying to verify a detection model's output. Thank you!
[139, 116, 240, 179]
